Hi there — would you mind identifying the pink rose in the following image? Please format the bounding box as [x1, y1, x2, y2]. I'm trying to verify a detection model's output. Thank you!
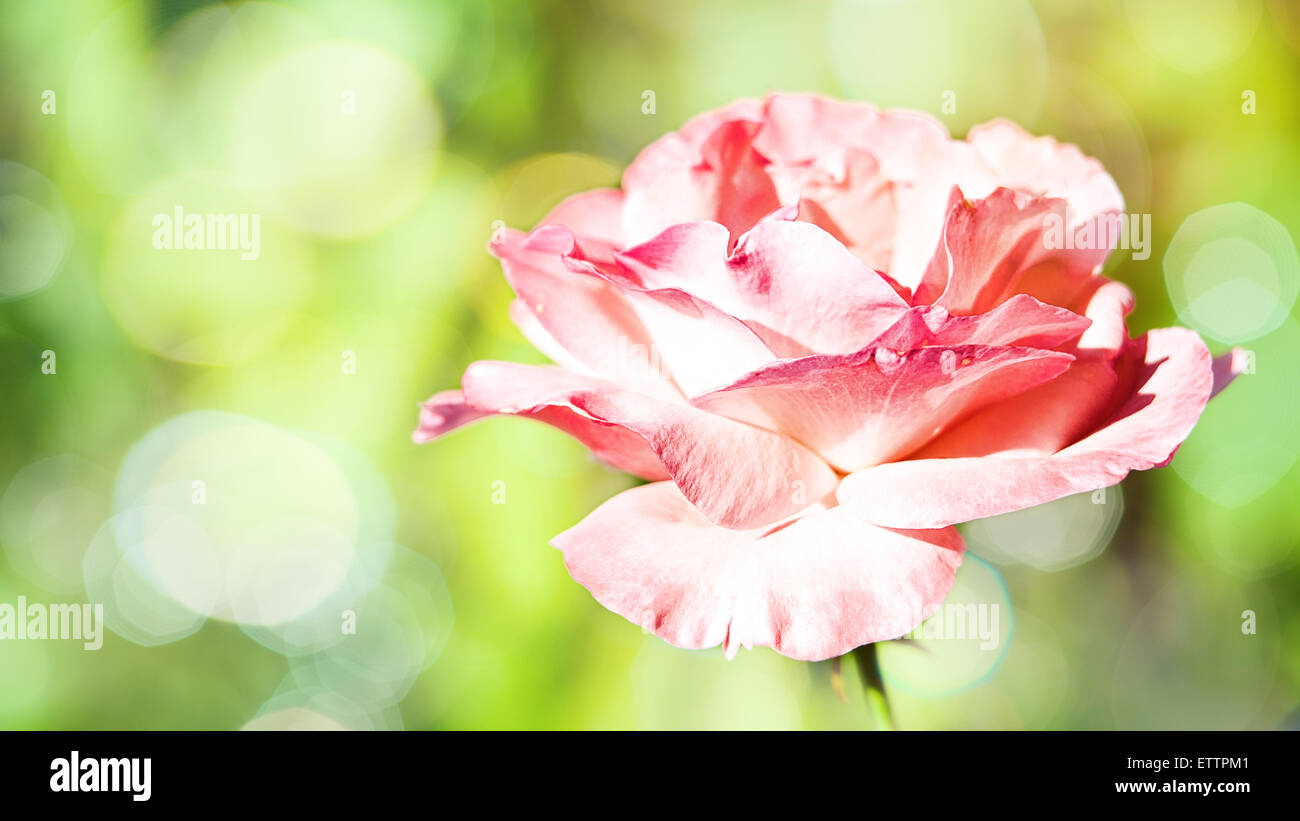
[415, 93, 1245, 662]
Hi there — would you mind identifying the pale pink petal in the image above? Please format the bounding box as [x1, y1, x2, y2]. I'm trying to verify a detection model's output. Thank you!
[412, 389, 490, 442]
[914, 188, 1111, 314]
[1211, 347, 1251, 398]
[674, 98, 765, 142]
[624, 99, 763, 188]
[693, 344, 1073, 472]
[507, 299, 591, 374]
[966, 118, 1125, 227]
[905, 351, 1119, 459]
[622, 118, 780, 247]
[905, 281, 1129, 458]
[616, 219, 908, 357]
[525, 224, 780, 397]
[791, 150, 898, 272]
[868, 293, 1092, 352]
[901, 281, 1131, 458]
[756, 93, 998, 289]
[540, 188, 627, 262]
[413, 386, 669, 481]
[489, 228, 678, 399]
[619, 98, 764, 246]
[554, 481, 965, 661]
[837, 327, 1215, 528]
[870, 134, 999, 293]
[461, 362, 838, 529]
[865, 295, 1110, 460]
[609, 286, 780, 397]
[756, 93, 954, 181]
[884, 179, 971, 291]
[1006, 211, 1135, 309]
[1072, 278, 1135, 358]
[618, 93, 1005, 290]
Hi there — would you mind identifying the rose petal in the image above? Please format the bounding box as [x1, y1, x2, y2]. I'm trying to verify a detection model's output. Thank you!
[412, 389, 491, 442]
[507, 299, 591, 374]
[756, 93, 998, 289]
[413, 387, 669, 481]
[490, 227, 678, 399]
[554, 481, 965, 661]
[756, 93, 958, 182]
[790, 149, 898, 272]
[905, 350, 1119, 459]
[915, 187, 1112, 314]
[693, 344, 1074, 472]
[622, 117, 780, 247]
[540, 188, 627, 263]
[837, 327, 1215, 528]
[902, 284, 1132, 459]
[609, 286, 780, 397]
[966, 118, 1125, 227]
[623, 99, 763, 195]
[868, 293, 1092, 351]
[461, 361, 838, 529]
[1211, 347, 1251, 398]
[1072, 278, 1136, 359]
[525, 224, 780, 397]
[616, 218, 908, 357]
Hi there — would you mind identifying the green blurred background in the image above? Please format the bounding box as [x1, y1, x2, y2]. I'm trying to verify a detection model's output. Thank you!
[0, 0, 1297, 729]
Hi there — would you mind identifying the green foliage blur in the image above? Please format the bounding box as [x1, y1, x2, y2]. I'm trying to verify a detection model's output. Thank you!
[0, 0, 1297, 729]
